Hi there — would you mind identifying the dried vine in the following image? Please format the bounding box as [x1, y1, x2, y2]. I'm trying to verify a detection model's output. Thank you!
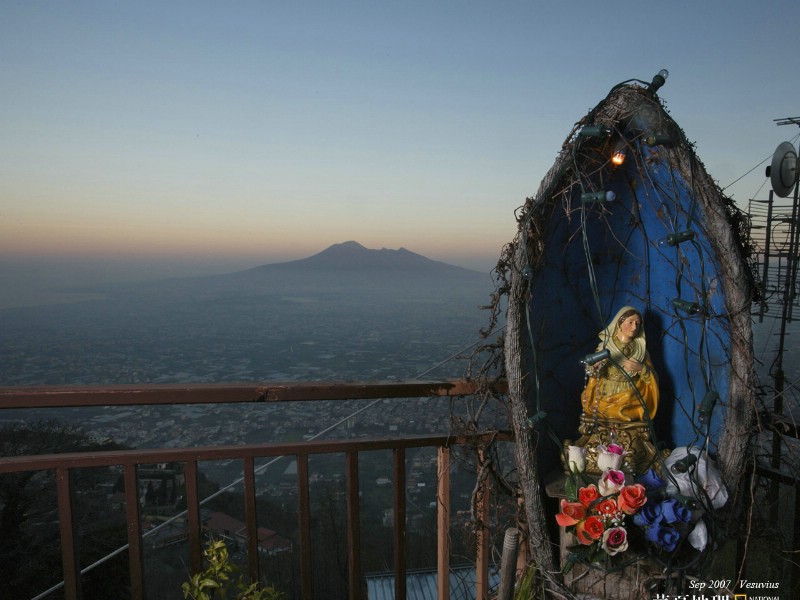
[461, 78, 763, 598]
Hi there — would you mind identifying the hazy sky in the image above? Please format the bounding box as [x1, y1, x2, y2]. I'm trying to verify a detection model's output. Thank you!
[2, 0, 799, 293]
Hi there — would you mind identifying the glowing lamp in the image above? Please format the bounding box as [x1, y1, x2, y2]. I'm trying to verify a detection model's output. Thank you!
[658, 230, 695, 247]
[581, 191, 616, 203]
[610, 139, 627, 166]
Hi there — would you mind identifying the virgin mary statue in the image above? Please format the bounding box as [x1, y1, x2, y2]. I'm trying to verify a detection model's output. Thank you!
[566, 306, 664, 475]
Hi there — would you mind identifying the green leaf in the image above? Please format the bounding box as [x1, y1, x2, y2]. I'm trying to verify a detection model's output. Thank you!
[588, 544, 605, 563]
[563, 474, 578, 501]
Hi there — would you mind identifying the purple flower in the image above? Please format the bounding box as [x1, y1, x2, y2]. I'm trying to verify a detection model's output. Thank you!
[636, 469, 666, 491]
[632, 502, 663, 527]
[660, 498, 691, 523]
[645, 523, 681, 552]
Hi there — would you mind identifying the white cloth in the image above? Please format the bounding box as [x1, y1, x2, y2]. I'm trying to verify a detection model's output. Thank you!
[664, 446, 728, 510]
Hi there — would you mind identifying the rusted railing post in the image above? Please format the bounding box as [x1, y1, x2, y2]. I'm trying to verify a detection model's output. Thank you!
[184, 460, 203, 574]
[56, 466, 81, 600]
[243, 456, 260, 584]
[346, 450, 362, 600]
[393, 447, 407, 600]
[296, 454, 313, 600]
[475, 448, 490, 599]
[123, 463, 144, 600]
[0, 382, 510, 600]
[437, 446, 451, 600]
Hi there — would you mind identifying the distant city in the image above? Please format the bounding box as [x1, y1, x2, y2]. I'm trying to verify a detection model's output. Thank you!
[4, 243, 795, 599]
[0, 244, 518, 598]
[0, 242, 505, 454]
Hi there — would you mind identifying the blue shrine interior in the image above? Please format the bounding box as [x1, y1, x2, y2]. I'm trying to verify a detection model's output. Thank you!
[524, 136, 730, 473]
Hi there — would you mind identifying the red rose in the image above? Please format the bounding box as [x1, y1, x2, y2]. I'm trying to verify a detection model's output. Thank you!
[556, 499, 586, 527]
[618, 484, 648, 515]
[595, 497, 617, 517]
[578, 484, 600, 508]
[576, 515, 605, 545]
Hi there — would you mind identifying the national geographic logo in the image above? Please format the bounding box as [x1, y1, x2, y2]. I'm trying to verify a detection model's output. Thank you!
[651, 594, 781, 600]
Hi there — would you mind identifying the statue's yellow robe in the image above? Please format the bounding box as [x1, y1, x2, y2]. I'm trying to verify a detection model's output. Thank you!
[581, 356, 659, 422]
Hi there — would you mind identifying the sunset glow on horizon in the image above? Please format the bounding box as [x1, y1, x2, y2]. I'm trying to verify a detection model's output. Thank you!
[3, 0, 799, 292]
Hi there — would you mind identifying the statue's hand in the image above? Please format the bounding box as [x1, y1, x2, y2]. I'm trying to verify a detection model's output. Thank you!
[586, 359, 606, 376]
[622, 358, 643, 373]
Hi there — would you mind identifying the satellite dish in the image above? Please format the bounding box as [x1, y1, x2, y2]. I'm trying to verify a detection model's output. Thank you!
[769, 141, 798, 198]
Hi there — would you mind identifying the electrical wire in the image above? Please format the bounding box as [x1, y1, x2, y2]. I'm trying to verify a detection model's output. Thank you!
[551, 88, 732, 577]
[721, 132, 800, 193]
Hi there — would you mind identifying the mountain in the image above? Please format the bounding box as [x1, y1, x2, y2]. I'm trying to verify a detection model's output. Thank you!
[0, 242, 498, 386]
[243, 241, 481, 276]
[201, 241, 492, 301]
[78, 241, 493, 308]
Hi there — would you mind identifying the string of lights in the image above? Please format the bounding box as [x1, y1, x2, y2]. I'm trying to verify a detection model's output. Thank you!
[488, 74, 757, 586]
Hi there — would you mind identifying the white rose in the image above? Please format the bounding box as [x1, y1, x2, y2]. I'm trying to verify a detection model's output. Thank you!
[597, 449, 624, 471]
[567, 445, 586, 473]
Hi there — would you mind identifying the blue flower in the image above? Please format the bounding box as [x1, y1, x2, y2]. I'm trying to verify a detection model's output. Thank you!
[632, 502, 663, 527]
[636, 468, 666, 491]
[660, 498, 692, 524]
[644, 523, 681, 552]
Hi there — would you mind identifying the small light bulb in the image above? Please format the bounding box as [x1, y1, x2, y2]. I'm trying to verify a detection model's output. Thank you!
[579, 124, 612, 138]
[647, 68, 670, 93]
[670, 453, 697, 474]
[698, 391, 719, 424]
[658, 230, 694, 247]
[581, 348, 610, 366]
[581, 191, 616, 203]
[672, 298, 701, 315]
[646, 133, 675, 147]
[610, 138, 627, 166]
[521, 265, 534, 281]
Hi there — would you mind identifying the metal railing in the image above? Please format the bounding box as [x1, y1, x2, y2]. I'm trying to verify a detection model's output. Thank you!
[0, 380, 511, 600]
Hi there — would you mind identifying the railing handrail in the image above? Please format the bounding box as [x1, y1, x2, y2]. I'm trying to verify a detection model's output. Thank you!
[0, 432, 509, 473]
[1, 379, 511, 600]
[0, 378, 504, 408]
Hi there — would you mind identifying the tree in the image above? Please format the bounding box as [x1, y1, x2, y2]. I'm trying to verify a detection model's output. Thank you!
[0, 420, 129, 599]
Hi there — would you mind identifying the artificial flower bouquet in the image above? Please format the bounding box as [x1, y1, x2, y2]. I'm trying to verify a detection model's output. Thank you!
[558, 443, 710, 570]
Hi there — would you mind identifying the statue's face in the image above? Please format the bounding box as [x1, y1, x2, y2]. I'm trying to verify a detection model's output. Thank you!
[619, 314, 642, 339]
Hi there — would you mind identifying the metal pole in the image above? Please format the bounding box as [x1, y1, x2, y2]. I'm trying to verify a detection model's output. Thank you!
[785, 173, 800, 320]
[497, 528, 520, 600]
[437, 447, 451, 600]
[759, 192, 774, 322]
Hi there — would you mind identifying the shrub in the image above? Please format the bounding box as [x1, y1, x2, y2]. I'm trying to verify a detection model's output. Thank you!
[182, 539, 284, 600]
